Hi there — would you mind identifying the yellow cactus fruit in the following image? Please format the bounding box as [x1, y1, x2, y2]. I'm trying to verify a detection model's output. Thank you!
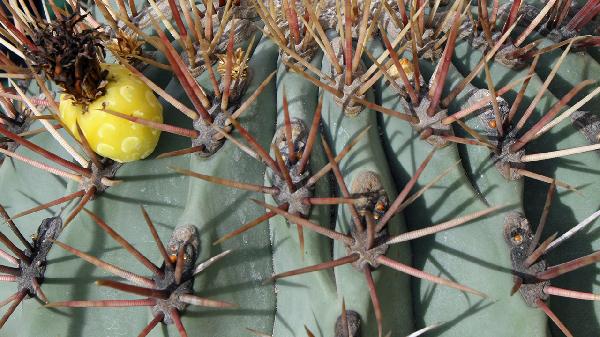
[59, 64, 163, 163]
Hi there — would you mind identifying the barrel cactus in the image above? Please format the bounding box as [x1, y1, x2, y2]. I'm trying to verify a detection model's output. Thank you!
[0, 0, 599, 336]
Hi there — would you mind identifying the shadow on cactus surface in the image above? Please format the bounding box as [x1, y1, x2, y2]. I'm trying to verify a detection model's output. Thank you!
[0, 0, 599, 336]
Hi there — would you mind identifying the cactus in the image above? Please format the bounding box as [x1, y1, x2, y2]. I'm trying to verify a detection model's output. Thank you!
[0, 0, 599, 336]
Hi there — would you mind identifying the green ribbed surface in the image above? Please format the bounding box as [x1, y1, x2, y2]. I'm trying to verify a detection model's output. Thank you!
[2, 1, 599, 336]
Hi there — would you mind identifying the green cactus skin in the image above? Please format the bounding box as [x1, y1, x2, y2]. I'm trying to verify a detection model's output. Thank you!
[2, 1, 600, 336]
[452, 37, 600, 337]
[320, 53, 415, 336]
[269, 52, 342, 336]
[173, 37, 279, 336]
[378, 53, 546, 336]
[518, 87, 600, 337]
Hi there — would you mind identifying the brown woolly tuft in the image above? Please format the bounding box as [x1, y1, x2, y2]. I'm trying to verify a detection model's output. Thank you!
[27, 12, 108, 105]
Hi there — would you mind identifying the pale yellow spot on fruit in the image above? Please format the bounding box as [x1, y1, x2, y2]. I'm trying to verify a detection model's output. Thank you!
[133, 110, 145, 118]
[130, 110, 145, 130]
[121, 136, 142, 153]
[97, 123, 117, 138]
[97, 143, 115, 153]
[119, 85, 135, 103]
[151, 130, 159, 136]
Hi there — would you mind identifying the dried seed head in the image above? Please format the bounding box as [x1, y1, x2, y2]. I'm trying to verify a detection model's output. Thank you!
[388, 58, 414, 81]
[217, 48, 249, 81]
[27, 12, 108, 105]
[105, 31, 144, 62]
